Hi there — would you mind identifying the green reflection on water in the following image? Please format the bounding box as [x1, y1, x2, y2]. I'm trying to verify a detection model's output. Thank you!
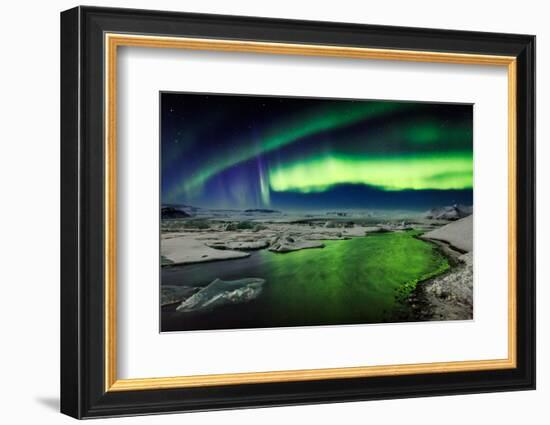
[255, 230, 449, 324]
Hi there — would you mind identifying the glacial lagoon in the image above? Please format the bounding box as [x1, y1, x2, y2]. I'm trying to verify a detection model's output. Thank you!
[161, 231, 449, 332]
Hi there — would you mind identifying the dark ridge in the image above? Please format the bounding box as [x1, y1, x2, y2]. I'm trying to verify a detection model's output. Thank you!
[161, 207, 190, 219]
[244, 208, 281, 214]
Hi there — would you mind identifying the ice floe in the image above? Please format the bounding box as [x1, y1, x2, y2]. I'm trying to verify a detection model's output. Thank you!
[176, 278, 265, 312]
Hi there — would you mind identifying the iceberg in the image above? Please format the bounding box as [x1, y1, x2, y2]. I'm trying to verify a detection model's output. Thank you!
[176, 278, 265, 312]
[161, 285, 200, 306]
[268, 234, 325, 253]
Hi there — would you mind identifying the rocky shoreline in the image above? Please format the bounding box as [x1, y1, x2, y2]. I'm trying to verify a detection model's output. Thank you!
[410, 215, 474, 321]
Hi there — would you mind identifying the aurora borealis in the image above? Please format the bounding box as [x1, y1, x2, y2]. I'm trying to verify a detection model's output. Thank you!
[161, 92, 473, 210]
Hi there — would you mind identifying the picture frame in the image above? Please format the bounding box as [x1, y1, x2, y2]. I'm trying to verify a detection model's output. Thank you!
[60, 5, 535, 419]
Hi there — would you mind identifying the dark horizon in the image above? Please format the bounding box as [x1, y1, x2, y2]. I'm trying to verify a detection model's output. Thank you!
[161, 92, 473, 211]
[162, 187, 473, 213]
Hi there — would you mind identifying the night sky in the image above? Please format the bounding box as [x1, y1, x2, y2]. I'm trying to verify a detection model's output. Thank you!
[161, 92, 473, 211]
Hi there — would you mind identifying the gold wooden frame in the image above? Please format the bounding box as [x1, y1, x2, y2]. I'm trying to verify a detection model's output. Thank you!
[104, 33, 517, 392]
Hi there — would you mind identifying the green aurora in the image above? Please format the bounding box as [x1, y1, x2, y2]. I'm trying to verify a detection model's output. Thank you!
[161, 94, 473, 209]
[269, 151, 473, 193]
[166, 100, 411, 200]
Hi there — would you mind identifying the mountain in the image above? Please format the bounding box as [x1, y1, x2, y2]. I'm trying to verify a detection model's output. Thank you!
[163, 203, 201, 215]
[161, 206, 190, 219]
[243, 208, 281, 214]
[424, 204, 472, 220]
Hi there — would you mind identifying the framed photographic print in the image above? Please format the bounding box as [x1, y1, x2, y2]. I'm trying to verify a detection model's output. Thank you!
[60, 6, 535, 419]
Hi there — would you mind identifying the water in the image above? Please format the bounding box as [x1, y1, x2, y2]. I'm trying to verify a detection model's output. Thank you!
[161, 231, 448, 331]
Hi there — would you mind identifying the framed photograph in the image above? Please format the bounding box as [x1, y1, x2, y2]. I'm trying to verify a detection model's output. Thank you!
[60, 6, 535, 419]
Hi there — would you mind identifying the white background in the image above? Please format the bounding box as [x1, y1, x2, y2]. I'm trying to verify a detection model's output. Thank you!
[118, 48, 508, 378]
[0, 0, 546, 424]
